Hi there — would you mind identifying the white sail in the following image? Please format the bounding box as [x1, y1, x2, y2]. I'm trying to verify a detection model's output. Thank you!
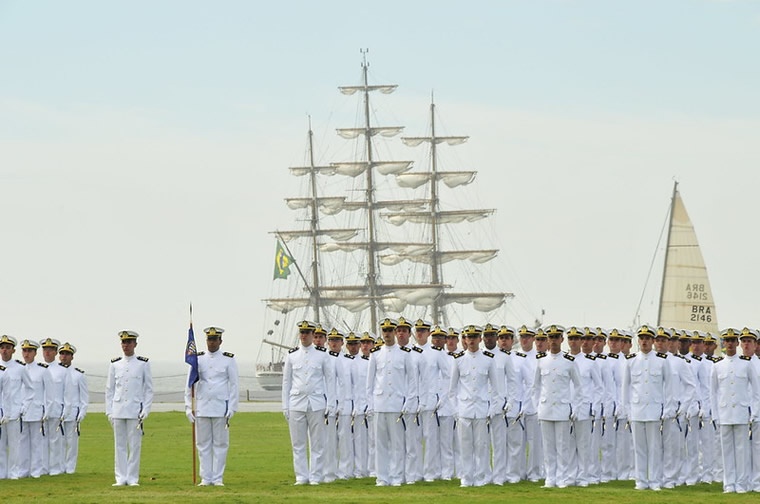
[395, 171, 476, 189]
[657, 185, 718, 332]
[383, 209, 495, 226]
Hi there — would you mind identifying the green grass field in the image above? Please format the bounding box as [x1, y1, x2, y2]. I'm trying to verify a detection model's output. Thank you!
[0, 412, 749, 503]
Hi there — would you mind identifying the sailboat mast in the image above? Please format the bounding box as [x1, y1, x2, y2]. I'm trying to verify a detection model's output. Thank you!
[361, 53, 380, 330]
[656, 181, 678, 326]
[428, 100, 445, 325]
[306, 124, 323, 323]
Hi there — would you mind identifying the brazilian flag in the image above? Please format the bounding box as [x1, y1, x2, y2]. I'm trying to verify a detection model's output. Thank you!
[273, 240, 294, 279]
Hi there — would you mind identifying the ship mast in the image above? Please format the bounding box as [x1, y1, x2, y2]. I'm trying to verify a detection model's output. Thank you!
[306, 122, 323, 323]
[428, 99, 445, 324]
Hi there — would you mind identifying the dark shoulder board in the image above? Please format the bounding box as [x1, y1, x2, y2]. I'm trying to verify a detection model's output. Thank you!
[400, 346, 412, 353]
[137, 356, 149, 362]
[197, 351, 206, 356]
[315, 345, 327, 352]
[691, 354, 702, 361]
[362, 355, 370, 360]
[564, 353, 575, 361]
[740, 355, 752, 361]
[675, 354, 685, 360]
[607, 353, 619, 359]
[431, 345, 443, 351]
[453, 351, 465, 359]
[111, 356, 122, 363]
[584, 354, 596, 361]
[370, 346, 381, 354]
[288, 346, 299, 354]
[412, 346, 423, 353]
[595, 353, 607, 360]
[0, 365, 5, 371]
[656, 352, 667, 359]
[343, 353, 355, 360]
[625, 353, 637, 360]
[500, 348, 511, 355]
[75, 367, 85, 374]
[536, 352, 547, 359]
[483, 350, 494, 358]
[448, 351, 456, 356]
[223, 352, 234, 358]
[514, 351, 527, 358]
[707, 355, 722, 363]
[16, 359, 25, 366]
[329, 350, 340, 357]
[38, 362, 49, 368]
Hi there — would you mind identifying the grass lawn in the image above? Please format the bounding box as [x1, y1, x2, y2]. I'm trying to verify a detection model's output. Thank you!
[0, 412, 745, 503]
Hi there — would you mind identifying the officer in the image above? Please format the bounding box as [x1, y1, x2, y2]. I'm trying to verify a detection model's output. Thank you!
[59, 342, 88, 474]
[497, 325, 528, 483]
[19, 339, 52, 478]
[710, 328, 760, 493]
[40, 337, 66, 475]
[105, 330, 153, 486]
[704, 332, 724, 483]
[184, 326, 238, 486]
[282, 320, 335, 485]
[326, 328, 354, 481]
[359, 332, 376, 478]
[349, 331, 371, 478]
[394, 317, 421, 484]
[738, 328, 760, 492]
[623, 325, 676, 491]
[590, 327, 613, 483]
[433, 326, 456, 481]
[366, 317, 417, 487]
[0, 335, 29, 480]
[690, 331, 717, 484]
[518, 324, 542, 482]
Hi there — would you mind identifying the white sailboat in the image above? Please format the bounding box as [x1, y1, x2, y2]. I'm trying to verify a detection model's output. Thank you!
[256, 54, 513, 390]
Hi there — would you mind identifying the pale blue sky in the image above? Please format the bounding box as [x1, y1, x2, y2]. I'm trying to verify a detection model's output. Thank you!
[1, 1, 759, 366]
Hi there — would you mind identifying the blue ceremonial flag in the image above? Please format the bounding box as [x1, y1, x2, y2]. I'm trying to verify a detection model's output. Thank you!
[185, 323, 199, 388]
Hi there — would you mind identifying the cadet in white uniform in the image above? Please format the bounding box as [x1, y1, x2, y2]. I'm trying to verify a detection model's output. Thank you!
[19, 339, 52, 478]
[105, 330, 153, 486]
[327, 328, 354, 481]
[440, 327, 460, 480]
[413, 319, 442, 482]
[394, 317, 421, 484]
[184, 326, 238, 486]
[282, 320, 335, 485]
[710, 328, 760, 493]
[40, 337, 66, 476]
[622, 325, 676, 491]
[348, 331, 370, 478]
[0, 335, 30, 480]
[518, 325, 543, 482]
[497, 325, 528, 483]
[59, 342, 88, 474]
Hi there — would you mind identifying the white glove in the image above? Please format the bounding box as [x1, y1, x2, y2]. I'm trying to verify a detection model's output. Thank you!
[76, 411, 86, 423]
[569, 411, 578, 422]
[138, 412, 148, 421]
[503, 401, 512, 415]
[106, 414, 114, 426]
[185, 410, 195, 423]
[225, 411, 234, 420]
[283, 410, 290, 421]
[0, 416, 7, 425]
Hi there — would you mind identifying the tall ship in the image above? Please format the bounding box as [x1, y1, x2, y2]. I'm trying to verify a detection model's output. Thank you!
[256, 54, 513, 390]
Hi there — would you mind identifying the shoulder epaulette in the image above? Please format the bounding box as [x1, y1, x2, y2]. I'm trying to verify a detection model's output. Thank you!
[59, 362, 69, 368]
[706, 355, 721, 362]
[740, 355, 752, 361]
[361, 355, 370, 360]
[564, 353, 575, 361]
[656, 352, 667, 359]
[690, 354, 702, 361]
[431, 345, 443, 351]
[137, 356, 149, 362]
[75, 367, 85, 374]
[38, 362, 49, 368]
[448, 351, 456, 356]
[288, 346, 299, 354]
[343, 353, 355, 360]
[595, 353, 607, 360]
[453, 351, 465, 359]
[329, 350, 340, 357]
[514, 351, 527, 358]
[315, 345, 327, 352]
[197, 351, 205, 356]
[400, 346, 412, 353]
[370, 346, 381, 353]
[584, 354, 596, 361]
[675, 354, 685, 360]
[536, 352, 547, 359]
[483, 350, 494, 358]
[412, 346, 423, 353]
[0, 365, 5, 371]
[111, 357, 122, 363]
[500, 348, 511, 355]
[625, 353, 637, 360]
[223, 352, 234, 358]
[607, 352, 619, 359]
[16, 359, 25, 366]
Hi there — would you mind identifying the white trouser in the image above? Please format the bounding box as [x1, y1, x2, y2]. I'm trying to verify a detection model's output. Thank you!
[615, 418, 634, 479]
[489, 414, 507, 484]
[681, 419, 699, 485]
[0, 418, 22, 479]
[524, 414, 543, 480]
[505, 415, 525, 482]
[324, 413, 338, 481]
[422, 409, 441, 481]
[352, 413, 369, 477]
[661, 418, 681, 486]
[600, 417, 616, 481]
[196, 416, 229, 485]
[112, 418, 143, 485]
[457, 417, 490, 486]
[574, 419, 594, 485]
[540, 419, 574, 487]
[367, 413, 376, 476]
[698, 416, 716, 482]
[631, 420, 663, 489]
[752, 421, 760, 491]
[63, 420, 79, 474]
[720, 423, 751, 492]
[438, 415, 456, 479]
[287, 408, 325, 484]
[403, 412, 421, 483]
[373, 412, 404, 485]
[20, 420, 45, 478]
[44, 418, 61, 475]
[336, 413, 353, 479]
[589, 417, 602, 482]
[713, 420, 724, 482]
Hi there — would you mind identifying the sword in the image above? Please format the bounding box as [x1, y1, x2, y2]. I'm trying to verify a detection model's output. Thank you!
[41, 406, 46, 437]
[698, 413, 704, 430]
[601, 416, 606, 436]
[363, 406, 369, 429]
[137, 402, 144, 434]
[76, 407, 81, 437]
[324, 411, 329, 425]
[414, 410, 420, 427]
[19, 415, 23, 434]
[350, 411, 356, 434]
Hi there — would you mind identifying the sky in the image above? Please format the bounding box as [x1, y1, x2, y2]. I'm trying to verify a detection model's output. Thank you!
[1, 0, 759, 370]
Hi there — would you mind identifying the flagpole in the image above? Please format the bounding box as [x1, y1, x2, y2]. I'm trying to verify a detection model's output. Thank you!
[190, 303, 197, 485]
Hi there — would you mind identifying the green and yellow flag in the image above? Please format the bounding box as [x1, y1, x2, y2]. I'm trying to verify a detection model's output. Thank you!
[273, 240, 294, 280]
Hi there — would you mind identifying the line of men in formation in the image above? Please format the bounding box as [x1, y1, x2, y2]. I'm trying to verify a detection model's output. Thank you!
[0, 335, 88, 480]
[281, 316, 760, 494]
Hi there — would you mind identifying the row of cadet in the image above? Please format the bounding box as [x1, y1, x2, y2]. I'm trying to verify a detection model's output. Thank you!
[0, 335, 88, 480]
[281, 316, 760, 494]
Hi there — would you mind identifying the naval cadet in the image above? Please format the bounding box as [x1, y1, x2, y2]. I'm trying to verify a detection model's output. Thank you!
[105, 330, 153, 486]
[497, 325, 528, 484]
[59, 342, 88, 474]
[326, 328, 354, 481]
[19, 339, 52, 478]
[0, 334, 30, 480]
[184, 326, 238, 486]
[518, 325, 543, 482]
[433, 326, 456, 481]
[349, 331, 371, 478]
[40, 337, 66, 475]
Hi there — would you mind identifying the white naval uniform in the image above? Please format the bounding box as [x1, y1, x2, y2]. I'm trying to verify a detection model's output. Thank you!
[105, 354, 153, 486]
[62, 365, 88, 474]
[570, 352, 602, 487]
[419, 344, 449, 481]
[748, 355, 760, 491]
[608, 352, 633, 480]
[673, 353, 699, 486]
[351, 354, 371, 478]
[366, 343, 418, 486]
[503, 350, 528, 483]
[20, 362, 53, 478]
[521, 348, 543, 481]
[404, 345, 424, 484]
[622, 350, 676, 490]
[691, 353, 716, 484]
[185, 349, 238, 486]
[282, 344, 334, 485]
[449, 349, 505, 487]
[592, 352, 614, 483]
[0, 358, 30, 480]
[486, 346, 515, 485]
[532, 351, 584, 488]
[437, 351, 456, 480]
[710, 354, 760, 493]
[332, 352, 355, 481]
[45, 361, 69, 475]
[705, 354, 725, 482]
